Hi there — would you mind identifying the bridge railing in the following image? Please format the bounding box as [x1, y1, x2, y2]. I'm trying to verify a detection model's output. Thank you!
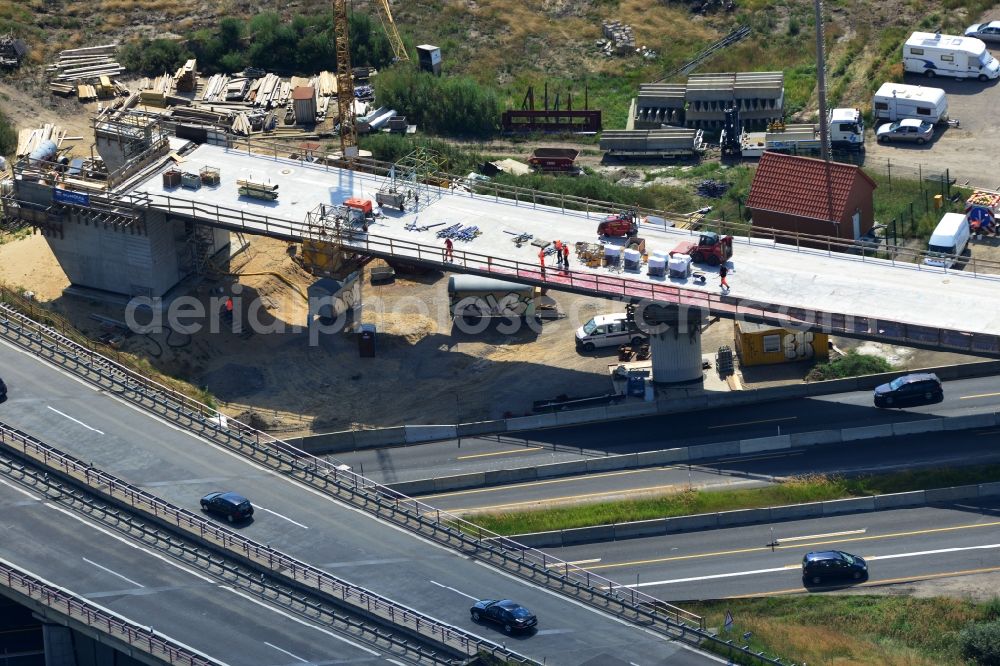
[69, 184, 997, 357]
[0, 557, 217, 666]
[0, 302, 807, 665]
[0, 418, 531, 664]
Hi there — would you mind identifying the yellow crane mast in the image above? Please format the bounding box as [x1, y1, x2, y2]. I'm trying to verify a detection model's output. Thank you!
[333, 0, 357, 157]
[373, 0, 409, 62]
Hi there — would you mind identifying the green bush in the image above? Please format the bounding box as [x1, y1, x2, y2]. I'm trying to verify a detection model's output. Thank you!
[0, 106, 16, 157]
[118, 38, 191, 76]
[805, 349, 892, 382]
[374, 67, 499, 137]
[180, 12, 396, 76]
[960, 621, 1000, 665]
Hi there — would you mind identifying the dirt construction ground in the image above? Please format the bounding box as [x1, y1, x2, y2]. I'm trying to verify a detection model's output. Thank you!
[0, 227, 981, 433]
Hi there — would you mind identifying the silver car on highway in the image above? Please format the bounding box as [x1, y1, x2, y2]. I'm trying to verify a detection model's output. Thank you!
[965, 20, 1000, 43]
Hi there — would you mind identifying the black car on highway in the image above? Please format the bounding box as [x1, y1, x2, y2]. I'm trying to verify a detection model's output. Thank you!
[0, 376, 6, 401]
[200, 491, 254, 523]
[470, 599, 537, 634]
[873, 372, 943, 408]
[802, 550, 868, 586]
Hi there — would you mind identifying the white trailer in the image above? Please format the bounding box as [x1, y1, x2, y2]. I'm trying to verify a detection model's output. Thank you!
[873, 83, 948, 123]
[721, 108, 863, 157]
[903, 32, 1000, 80]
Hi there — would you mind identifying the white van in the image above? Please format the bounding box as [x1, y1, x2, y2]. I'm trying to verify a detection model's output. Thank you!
[575, 313, 647, 351]
[924, 212, 971, 269]
[903, 32, 1000, 80]
[872, 83, 948, 123]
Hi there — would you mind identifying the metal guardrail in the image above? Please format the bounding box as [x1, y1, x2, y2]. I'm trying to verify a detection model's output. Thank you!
[0, 418, 526, 664]
[0, 423, 476, 665]
[0, 558, 217, 666]
[0, 303, 796, 665]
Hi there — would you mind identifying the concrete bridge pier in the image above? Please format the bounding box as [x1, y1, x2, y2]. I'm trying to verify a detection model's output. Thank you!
[637, 304, 704, 385]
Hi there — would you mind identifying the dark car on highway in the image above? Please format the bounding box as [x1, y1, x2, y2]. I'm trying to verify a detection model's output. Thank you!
[802, 550, 868, 586]
[200, 491, 254, 523]
[873, 372, 943, 408]
[470, 599, 537, 634]
[0, 376, 6, 401]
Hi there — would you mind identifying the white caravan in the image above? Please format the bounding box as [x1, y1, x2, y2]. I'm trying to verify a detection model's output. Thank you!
[903, 32, 1000, 80]
[872, 83, 949, 123]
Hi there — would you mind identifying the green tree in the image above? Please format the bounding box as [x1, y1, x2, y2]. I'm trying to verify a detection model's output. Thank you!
[375, 67, 499, 137]
[960, 621, 1000, 665]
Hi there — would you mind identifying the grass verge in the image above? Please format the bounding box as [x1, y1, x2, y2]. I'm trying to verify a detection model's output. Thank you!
[464, 466, 1000, 536]
[688, 595, 1000, 666]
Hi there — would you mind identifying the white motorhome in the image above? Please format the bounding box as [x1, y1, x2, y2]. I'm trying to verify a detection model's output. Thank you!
[923, 212, 971, 269]
[903, 32, 1000, 80]
[872, 83, 948, 123]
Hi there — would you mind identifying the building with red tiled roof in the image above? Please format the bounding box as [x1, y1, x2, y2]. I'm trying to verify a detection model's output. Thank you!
[746, 152, 877, 244]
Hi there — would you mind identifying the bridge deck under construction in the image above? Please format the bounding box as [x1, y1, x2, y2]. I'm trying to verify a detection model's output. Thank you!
[129, 141, 1000, 355]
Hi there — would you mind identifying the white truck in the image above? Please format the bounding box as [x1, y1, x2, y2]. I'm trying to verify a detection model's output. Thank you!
[903, 32, 1000, 80]
[872, 83, 948, 124]
[721, 107, 864, 157]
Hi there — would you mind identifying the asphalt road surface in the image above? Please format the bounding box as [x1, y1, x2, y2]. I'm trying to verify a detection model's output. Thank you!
[329, 375, 1000, 486]
[0, 340, 720, 665]
[0, 477, 384, 665]
[542, 501, 1000, 601]
[417, 427, 1000, 514]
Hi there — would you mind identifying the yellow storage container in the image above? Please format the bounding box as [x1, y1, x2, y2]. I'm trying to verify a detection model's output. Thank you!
[734, 321, 829, 367]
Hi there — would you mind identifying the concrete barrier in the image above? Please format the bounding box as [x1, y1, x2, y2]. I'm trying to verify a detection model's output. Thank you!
[822, 496, 875, 515]
[789, 429, 842, 447]
[664, 513, 719, 533]
[717, 508, 771, 526]
[434, 472, 485, 493]
[484, 468, 538, 486]
[979, 481, 1000, 498]
[505, 414, 557, 431]
[404, 425, 457, 443]
[587, 454, 638, 473]
[609, 402, 659, 418]
[456, 420, 507, 437]
[739, 435, 791, 454]
[387, 478, 438, 496]
[769, 502, 824, 522]
[554, 407, 608, 426]
[613, 519, 669, 540]
[891, 419, 944, 436]
[635, 448, 689, 466]
[687, 441, 740, 460]
[925, 484, 981, 503]
[840, 424, 894, 442]
[873, 490, 926, 510]
[353, 427, 407, 448]
[289, 431, 356, 454]
[561, 525, 615, 546]
[509, 530, 563, 549]
[535, 459, 588, 479]
[943, 413, 997, 430]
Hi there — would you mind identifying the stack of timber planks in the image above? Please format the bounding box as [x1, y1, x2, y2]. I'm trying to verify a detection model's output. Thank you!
[16, 123, 67, 158]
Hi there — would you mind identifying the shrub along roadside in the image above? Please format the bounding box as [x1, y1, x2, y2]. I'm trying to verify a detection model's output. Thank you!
[688, 596, 1000, 666]
[463, 466, 1000, 536]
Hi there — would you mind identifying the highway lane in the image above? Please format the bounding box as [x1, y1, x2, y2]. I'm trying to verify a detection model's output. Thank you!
[0, 341, 720, 665]
[415, 428, 1000, 514]
[0, 476, 384, 665]
[328, 375, 1000, 484]
[540, 501, 1000, 601]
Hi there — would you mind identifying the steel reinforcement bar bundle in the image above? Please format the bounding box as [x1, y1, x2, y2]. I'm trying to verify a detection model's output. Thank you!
[0, 420, 529, 665]
[0, 302, 792, 665]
